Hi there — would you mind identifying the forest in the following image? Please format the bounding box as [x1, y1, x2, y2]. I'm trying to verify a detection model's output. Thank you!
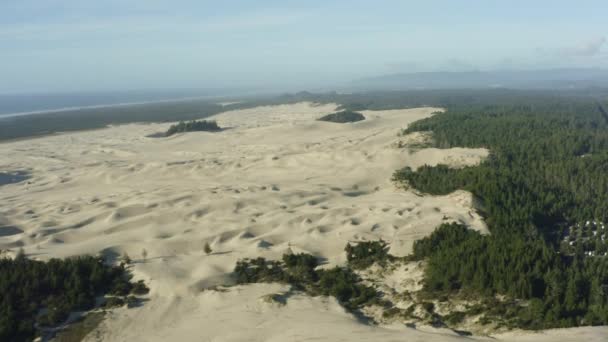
[394, 95, 608, 328]
[0, 253, 148, 341]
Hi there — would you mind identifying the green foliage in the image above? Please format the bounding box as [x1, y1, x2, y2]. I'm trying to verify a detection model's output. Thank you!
[0, 255, 145, 341]
[234, 252, 378, 312]
[382, 306, 403, 319]
[396, 97, 608, 329]
[421, 301, 435, 313]
[444, 311, 466, 325]
[317, 110, 365, 123]
[282, 253, 318, 269]
[234, 257, 285, 284]
[282, 253, 319, 284]
[397, 101, 608, 232]
[345, 240, 392, 269]
[103, 297, 125, 308]
[131, 280, 150, 295]
[120, 252, 131, 265]
[204, 242, 212, 255]
[412, 223, 474, 260]
[393, 165, 475, 196]
[315, 267, 378, 310]
[165, 120, 221, 136]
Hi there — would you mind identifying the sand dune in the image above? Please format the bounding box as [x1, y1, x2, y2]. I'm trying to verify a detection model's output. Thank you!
[0, 102, 605, 341]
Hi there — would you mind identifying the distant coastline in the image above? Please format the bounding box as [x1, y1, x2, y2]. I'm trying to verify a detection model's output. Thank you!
[0, 97, 247, 142]
[0, 96, 220, 119]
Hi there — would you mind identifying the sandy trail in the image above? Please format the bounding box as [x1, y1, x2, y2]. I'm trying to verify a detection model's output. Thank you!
[0, 102, 604, 341]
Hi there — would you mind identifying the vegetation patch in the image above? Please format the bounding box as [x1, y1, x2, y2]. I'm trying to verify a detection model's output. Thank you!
[234, 252, 380, 312]
[345, 240, 394, 269]
[233, 235, 588, 332]
[165, 119, 221, 136]
[0, 253, 149, 341]
[317, 110, 365, 123]
[394, 98, 608, 329]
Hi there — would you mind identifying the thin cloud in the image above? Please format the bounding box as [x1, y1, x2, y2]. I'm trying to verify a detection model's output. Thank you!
[559, 36, 606, 57]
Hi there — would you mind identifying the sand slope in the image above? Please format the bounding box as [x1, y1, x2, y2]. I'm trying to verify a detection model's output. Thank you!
[0, 102, 605, 341]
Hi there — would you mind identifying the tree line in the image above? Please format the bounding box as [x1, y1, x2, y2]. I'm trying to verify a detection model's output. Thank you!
[394, 97, 608, 328]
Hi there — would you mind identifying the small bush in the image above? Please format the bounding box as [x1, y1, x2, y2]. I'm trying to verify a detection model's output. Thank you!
[479, 315, 492, 325]
[382, 307, 402, 319]
[234, 257, 285, 284]
[104, 297, 125, 308]
[444, 311, 466, 325]
[403, 305, 416, 318]
[282, 253, 319, 284]
[131, 280, 150, 295]
[204, 242, 213, 255]
[421, 301, 435, 313]
[111, 279, 133, 296]
[345, 240, 392, 269]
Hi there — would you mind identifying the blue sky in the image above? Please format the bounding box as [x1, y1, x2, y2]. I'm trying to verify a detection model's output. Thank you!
[1, 0, 607, 93]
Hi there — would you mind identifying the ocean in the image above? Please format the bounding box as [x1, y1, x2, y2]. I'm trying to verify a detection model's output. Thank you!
[0, 89, 240, 117]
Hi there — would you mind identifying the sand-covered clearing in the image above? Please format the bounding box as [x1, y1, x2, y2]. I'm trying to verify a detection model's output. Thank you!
[1, 102, 605, 341]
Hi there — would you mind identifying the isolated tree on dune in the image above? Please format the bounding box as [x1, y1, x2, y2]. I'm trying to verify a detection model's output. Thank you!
[204, 242, 212, 255]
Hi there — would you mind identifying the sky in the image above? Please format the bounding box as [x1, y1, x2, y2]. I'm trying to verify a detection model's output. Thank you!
[1, 0, 607, 94]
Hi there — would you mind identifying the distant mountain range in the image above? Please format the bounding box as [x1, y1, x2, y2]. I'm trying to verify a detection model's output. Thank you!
[353, 68, 608, 90]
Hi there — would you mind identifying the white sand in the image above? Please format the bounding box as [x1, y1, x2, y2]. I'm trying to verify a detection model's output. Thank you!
[0, 102, 605, 341]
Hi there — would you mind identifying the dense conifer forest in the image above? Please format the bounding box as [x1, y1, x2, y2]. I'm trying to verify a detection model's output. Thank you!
[394, 96, 608, 328]
[0, 254, 147, 341]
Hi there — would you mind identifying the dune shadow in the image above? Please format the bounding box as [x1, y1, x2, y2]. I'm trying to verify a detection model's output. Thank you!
[146, 126, 234, 138]
[145, 132, 167, 138]
[343, 191, 369, 197]
[127, 297, 149, 308]
[453, 329, 473, 337]
[315, 256, 330, 266]
[97, 248, 121, 264]
[209, 251, 233, 256]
